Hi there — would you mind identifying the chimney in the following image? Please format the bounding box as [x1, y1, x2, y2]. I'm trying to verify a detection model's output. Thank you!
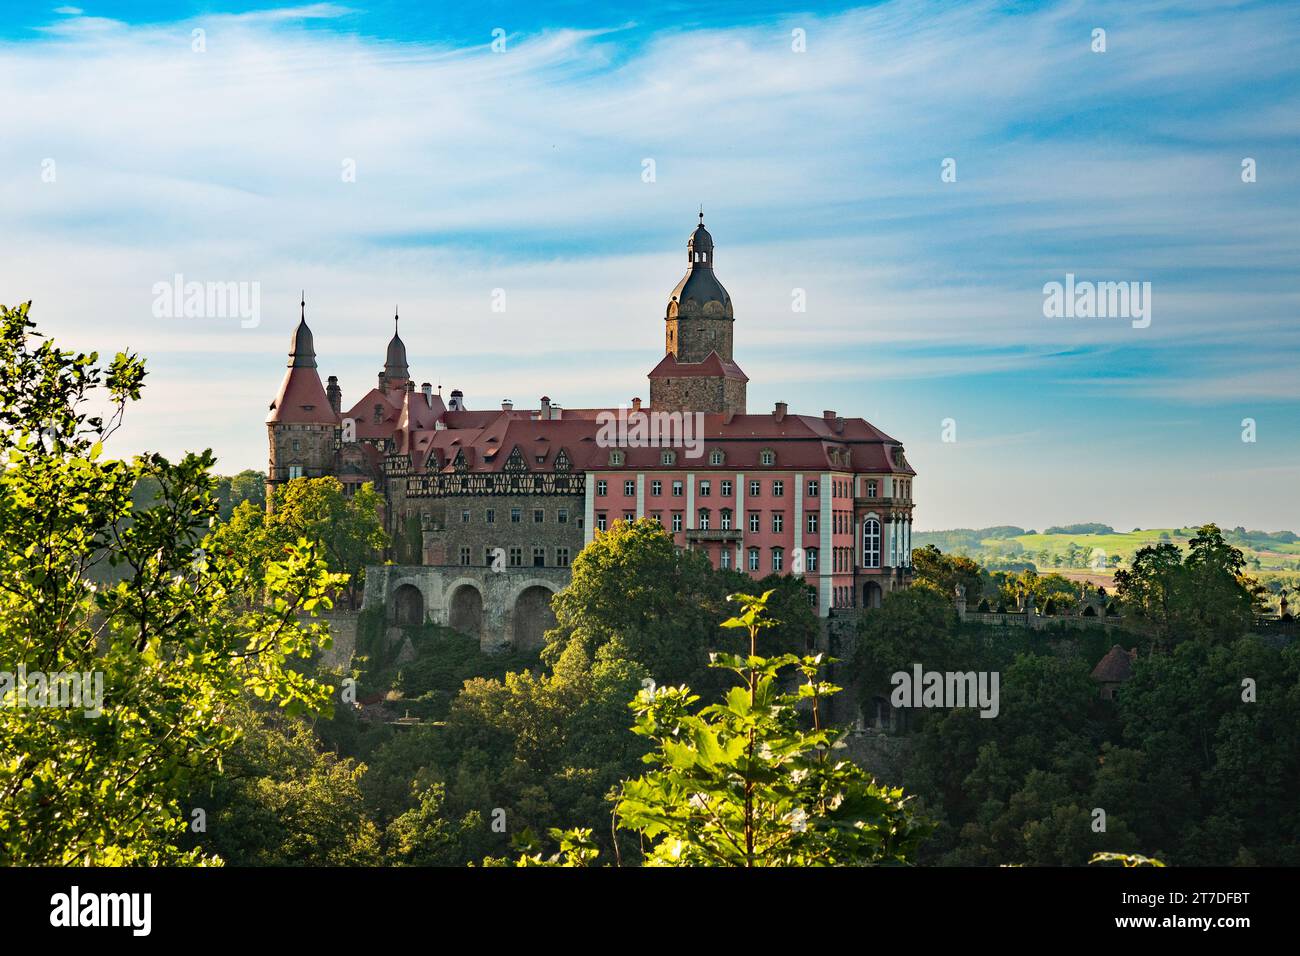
[421, 382, 433, 408]
[631, 397, 642, 412]
[502, 398, 514, 411]
[774, 401, 787, 422]
[823, 409, 836, 420]
[833, 416, 845, 434]
[540, 395, 551, 418]
[326, 375, 342, 415]
[449, 389, 463, 411]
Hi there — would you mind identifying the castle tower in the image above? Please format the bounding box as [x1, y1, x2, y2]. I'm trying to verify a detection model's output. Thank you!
[649, 212, 748, 415]
[265, 294, 340, 508]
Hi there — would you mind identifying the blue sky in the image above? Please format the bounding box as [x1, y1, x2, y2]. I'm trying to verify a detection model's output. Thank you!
[1, 0, 1297, 531]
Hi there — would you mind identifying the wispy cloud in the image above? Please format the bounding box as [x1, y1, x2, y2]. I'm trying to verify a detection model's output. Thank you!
[1, 0, 1296, 528]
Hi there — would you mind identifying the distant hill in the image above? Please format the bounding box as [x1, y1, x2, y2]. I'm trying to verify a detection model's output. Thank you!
[913, 525, 1300, 579]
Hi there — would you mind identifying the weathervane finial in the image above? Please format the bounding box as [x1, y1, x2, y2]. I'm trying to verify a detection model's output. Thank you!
[300, 290, 305, 321]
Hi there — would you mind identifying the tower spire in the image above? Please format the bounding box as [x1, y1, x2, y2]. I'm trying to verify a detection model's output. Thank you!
[300, 290, 305, 321]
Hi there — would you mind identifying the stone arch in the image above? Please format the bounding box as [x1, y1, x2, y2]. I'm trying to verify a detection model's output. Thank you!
[863, 581, 883, 610]
[509, 581, 559, 651]
[391, 583, 425, 627]
[446, 581, 485, 637]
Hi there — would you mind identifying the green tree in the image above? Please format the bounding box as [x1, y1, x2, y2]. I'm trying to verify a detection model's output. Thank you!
[545, 518, 812, 695]
[183, 701, 382, 865]
[614, 590, 930, 866]
[0, 301, 341, 865]
[912, 544, 983, 604]
[211, 476, 386, 609]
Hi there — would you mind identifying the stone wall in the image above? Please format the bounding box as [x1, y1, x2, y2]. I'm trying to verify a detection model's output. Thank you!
[362, 563, 570, 653]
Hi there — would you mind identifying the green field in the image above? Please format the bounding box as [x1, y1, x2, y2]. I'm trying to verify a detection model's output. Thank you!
[914, 525, 1300, 579]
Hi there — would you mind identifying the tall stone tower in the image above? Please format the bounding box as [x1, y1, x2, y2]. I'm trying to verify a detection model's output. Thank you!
[265, 295, 340, 507]
[649, 213, 748, 415]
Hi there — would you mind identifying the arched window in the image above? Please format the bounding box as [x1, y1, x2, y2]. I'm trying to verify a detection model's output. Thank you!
[863, 518, 881, 568]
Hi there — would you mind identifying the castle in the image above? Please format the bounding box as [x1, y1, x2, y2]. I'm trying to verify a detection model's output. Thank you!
[267, 215, 917, 649]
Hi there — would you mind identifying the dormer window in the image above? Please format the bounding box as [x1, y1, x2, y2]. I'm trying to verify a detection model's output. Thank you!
[760, 449, 775, 466]
[661, 450, 676, 466]
[373, 404, 384, 424]
[609, 450, 625, 467]
[709, 449, 724, 466]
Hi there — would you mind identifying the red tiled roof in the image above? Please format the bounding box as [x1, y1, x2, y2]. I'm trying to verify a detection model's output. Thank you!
[266, 367, 338, 425]
[398, 407, 915, 476]
[647, 350, 749, 382]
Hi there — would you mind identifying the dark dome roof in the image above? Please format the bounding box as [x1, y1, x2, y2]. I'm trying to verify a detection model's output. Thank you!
[688, 222, 714, 255]
[385, 330, 409, 380]
[288, 318, 316, 368]
[669, 269, 731, 313]
[669, 214, 731, 316]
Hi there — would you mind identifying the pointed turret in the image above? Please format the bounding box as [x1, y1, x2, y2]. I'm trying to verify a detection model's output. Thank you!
[383, 307, 410, 384]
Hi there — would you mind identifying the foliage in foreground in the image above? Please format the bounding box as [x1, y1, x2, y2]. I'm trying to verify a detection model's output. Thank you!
[0, 301, 341, 865]
[507, 590, 930, 866]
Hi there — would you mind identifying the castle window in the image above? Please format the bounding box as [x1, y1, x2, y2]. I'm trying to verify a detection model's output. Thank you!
[772, 548, 784, 572]
[806, 548, 818, 572]
[609, 450, 624, 466]
[661, 451, 676, 466]
[533, 547, 545, 568]
[597, 480, 607, 496]
[709, 450, 724, 465]
[772, 513, 784, 534]
[699, 480, 711, 497]
[624, 480, 635, 496]
[459, 547, 470, 566]
[558, 508, 568, 524]
[556, 547, 570, 567]
[721, 509, 732, 530]
[772, 480, 784, 497]
[672, 513, 683, 532]
[864, 518, 881, 569]
[721, 480, 732, 497]
[596, 513, 607, 532]
[486, 509, 496, 524]
[509, 547, 523, 568]
[749, 480, 760, 497]
[748, 512, 760, 533]
[807, 479, 819, 497]
[288, 465, 303, 479]
[720, 549, 732, 570]
[511, 508, 521, 523]
[462, 510, 471, 523]
[698, 509, 710, 530]
[651, 480, 662, 496]
[867, 480, 878, 498]
[292, 439, 300, 452]
[533, 509, 544, 523]
[807, 513, 818, 534]
[760, 449, 775, 466]
[748, 548, 760, 572]
[623, 512, 634, 522]
[672, 480, 683, 497]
